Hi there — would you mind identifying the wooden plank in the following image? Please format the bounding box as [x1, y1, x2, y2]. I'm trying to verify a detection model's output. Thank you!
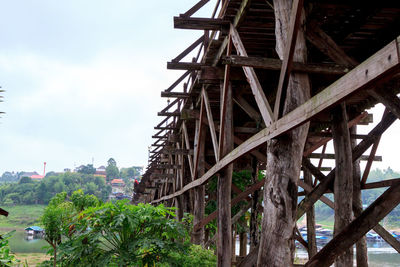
[230, 26, 274, 125]
[161, 91, 190, 98]
[274, 0, 304, 120]
[174, 17, 229, 30]
[306, 181, 400, 267]
[157, 111, 181, 117]
[223, 55, 350, 75]
[202, 88, 219, 161]
[151, 37, 400, 203]
[167, 62, 206, 70]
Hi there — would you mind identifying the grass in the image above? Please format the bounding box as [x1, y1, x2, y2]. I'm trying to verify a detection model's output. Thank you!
[14, 253, 50, 266]
[0, 205, 46, 228]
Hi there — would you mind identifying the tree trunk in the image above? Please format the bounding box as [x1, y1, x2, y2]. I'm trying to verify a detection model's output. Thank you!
[257, 1, 310, 266]
[332, 103, 353, 267]
[304, 169, 317, 258]
[217, 83, 233, 266]
[351, 126, 368, 266]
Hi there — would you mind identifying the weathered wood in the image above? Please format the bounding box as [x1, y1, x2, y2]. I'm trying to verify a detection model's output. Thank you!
[273, 0, 304, 120]
[233, 94, 264, 126]
[250, 158, 260, 250]
[230, 25, 274, 126]
[151, 37, 400, 204]
[223, 55, 350, 75]
[192, 96, 205, 181]
[306, 181, 400, 267]
[217, 78, 233, 266]
[202, 88, 219, 161]
[304, 170, 317, 258]
[369, 88, 400, 119]
[161, 91, 190, 98]
[258, 0, 310, 265]
[192, 118, 205, 245]
[363, 178, 400, 189]
[182, 122, 194, 178]
[167, 62, 206, 70]
[351, 126, 368, 267]
[174, 17, 229, 30]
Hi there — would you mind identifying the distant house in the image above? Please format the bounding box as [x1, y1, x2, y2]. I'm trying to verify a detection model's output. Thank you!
[111, 179, 125, 187]
[25, 226, 44, 235]
[19, 172, 39, 179]
[95, 166, 107, 179]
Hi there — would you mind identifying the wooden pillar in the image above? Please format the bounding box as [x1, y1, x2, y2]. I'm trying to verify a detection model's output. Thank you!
[193, 119, 206, 245]
[217, 83, 233, 266]
[331, 103, 353, 267]
[249, 158, 260, 250]
[304, 169, 317, 258]
[257, 1, 310, 265]
[239, 232, 247, 257]
[351, 126, 368, 267]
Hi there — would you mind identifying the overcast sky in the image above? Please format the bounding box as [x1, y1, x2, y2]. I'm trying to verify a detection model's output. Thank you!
[0, 1, 399, 175]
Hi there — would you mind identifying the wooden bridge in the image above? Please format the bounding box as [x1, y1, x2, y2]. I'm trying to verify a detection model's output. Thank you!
[134, 0, 400, 266]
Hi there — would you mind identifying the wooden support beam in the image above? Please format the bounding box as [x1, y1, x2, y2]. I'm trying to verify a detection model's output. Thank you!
[223, 55, 350, 75]
[331, 103, 353, 266]
[174, 17, 229, 31]
[202, 88, 219, 161]
[274, 0, 304, 120]
[157, 111, 181, 117]
[151, 37, 400, 204]
[306, 21, 358, 67]
[161, 91, 190, 98]
[192, 96, 205, 181]
[165, 70, 191, 92]
[172, 35, 204, 63]
[308, 153, 382, 161]
[306, 181, 400, 267]
[233, 94, 264, 126]
[230, 25, 274, 125]
[159, 98, 179, 114]
[167, 62, 206, 70]
[180, 0, 209, 18]
[182, 121, 194, 178]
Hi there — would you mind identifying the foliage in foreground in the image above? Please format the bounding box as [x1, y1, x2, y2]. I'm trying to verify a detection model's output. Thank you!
[0, 231, 20, 266]
[40, 191, 216, 266]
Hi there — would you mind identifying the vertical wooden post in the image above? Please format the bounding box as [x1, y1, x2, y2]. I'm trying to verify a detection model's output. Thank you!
[193, 119, 206, 245]
[217, 82, 233, 266]
[249, 158, 260, 250]
[331, 102, 353, 267]
[257, 0, 310, 265]
[304, 169, 317, 258]
[350, 126, 368, 267]
[239, 232, 247, 257]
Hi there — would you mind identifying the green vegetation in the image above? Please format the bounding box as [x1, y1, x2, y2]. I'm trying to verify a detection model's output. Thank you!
[0, 205, 45, 228]
[0, 231, 20, 266]
[0, 172, 111, 206]
[40, 190, 216, 266]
